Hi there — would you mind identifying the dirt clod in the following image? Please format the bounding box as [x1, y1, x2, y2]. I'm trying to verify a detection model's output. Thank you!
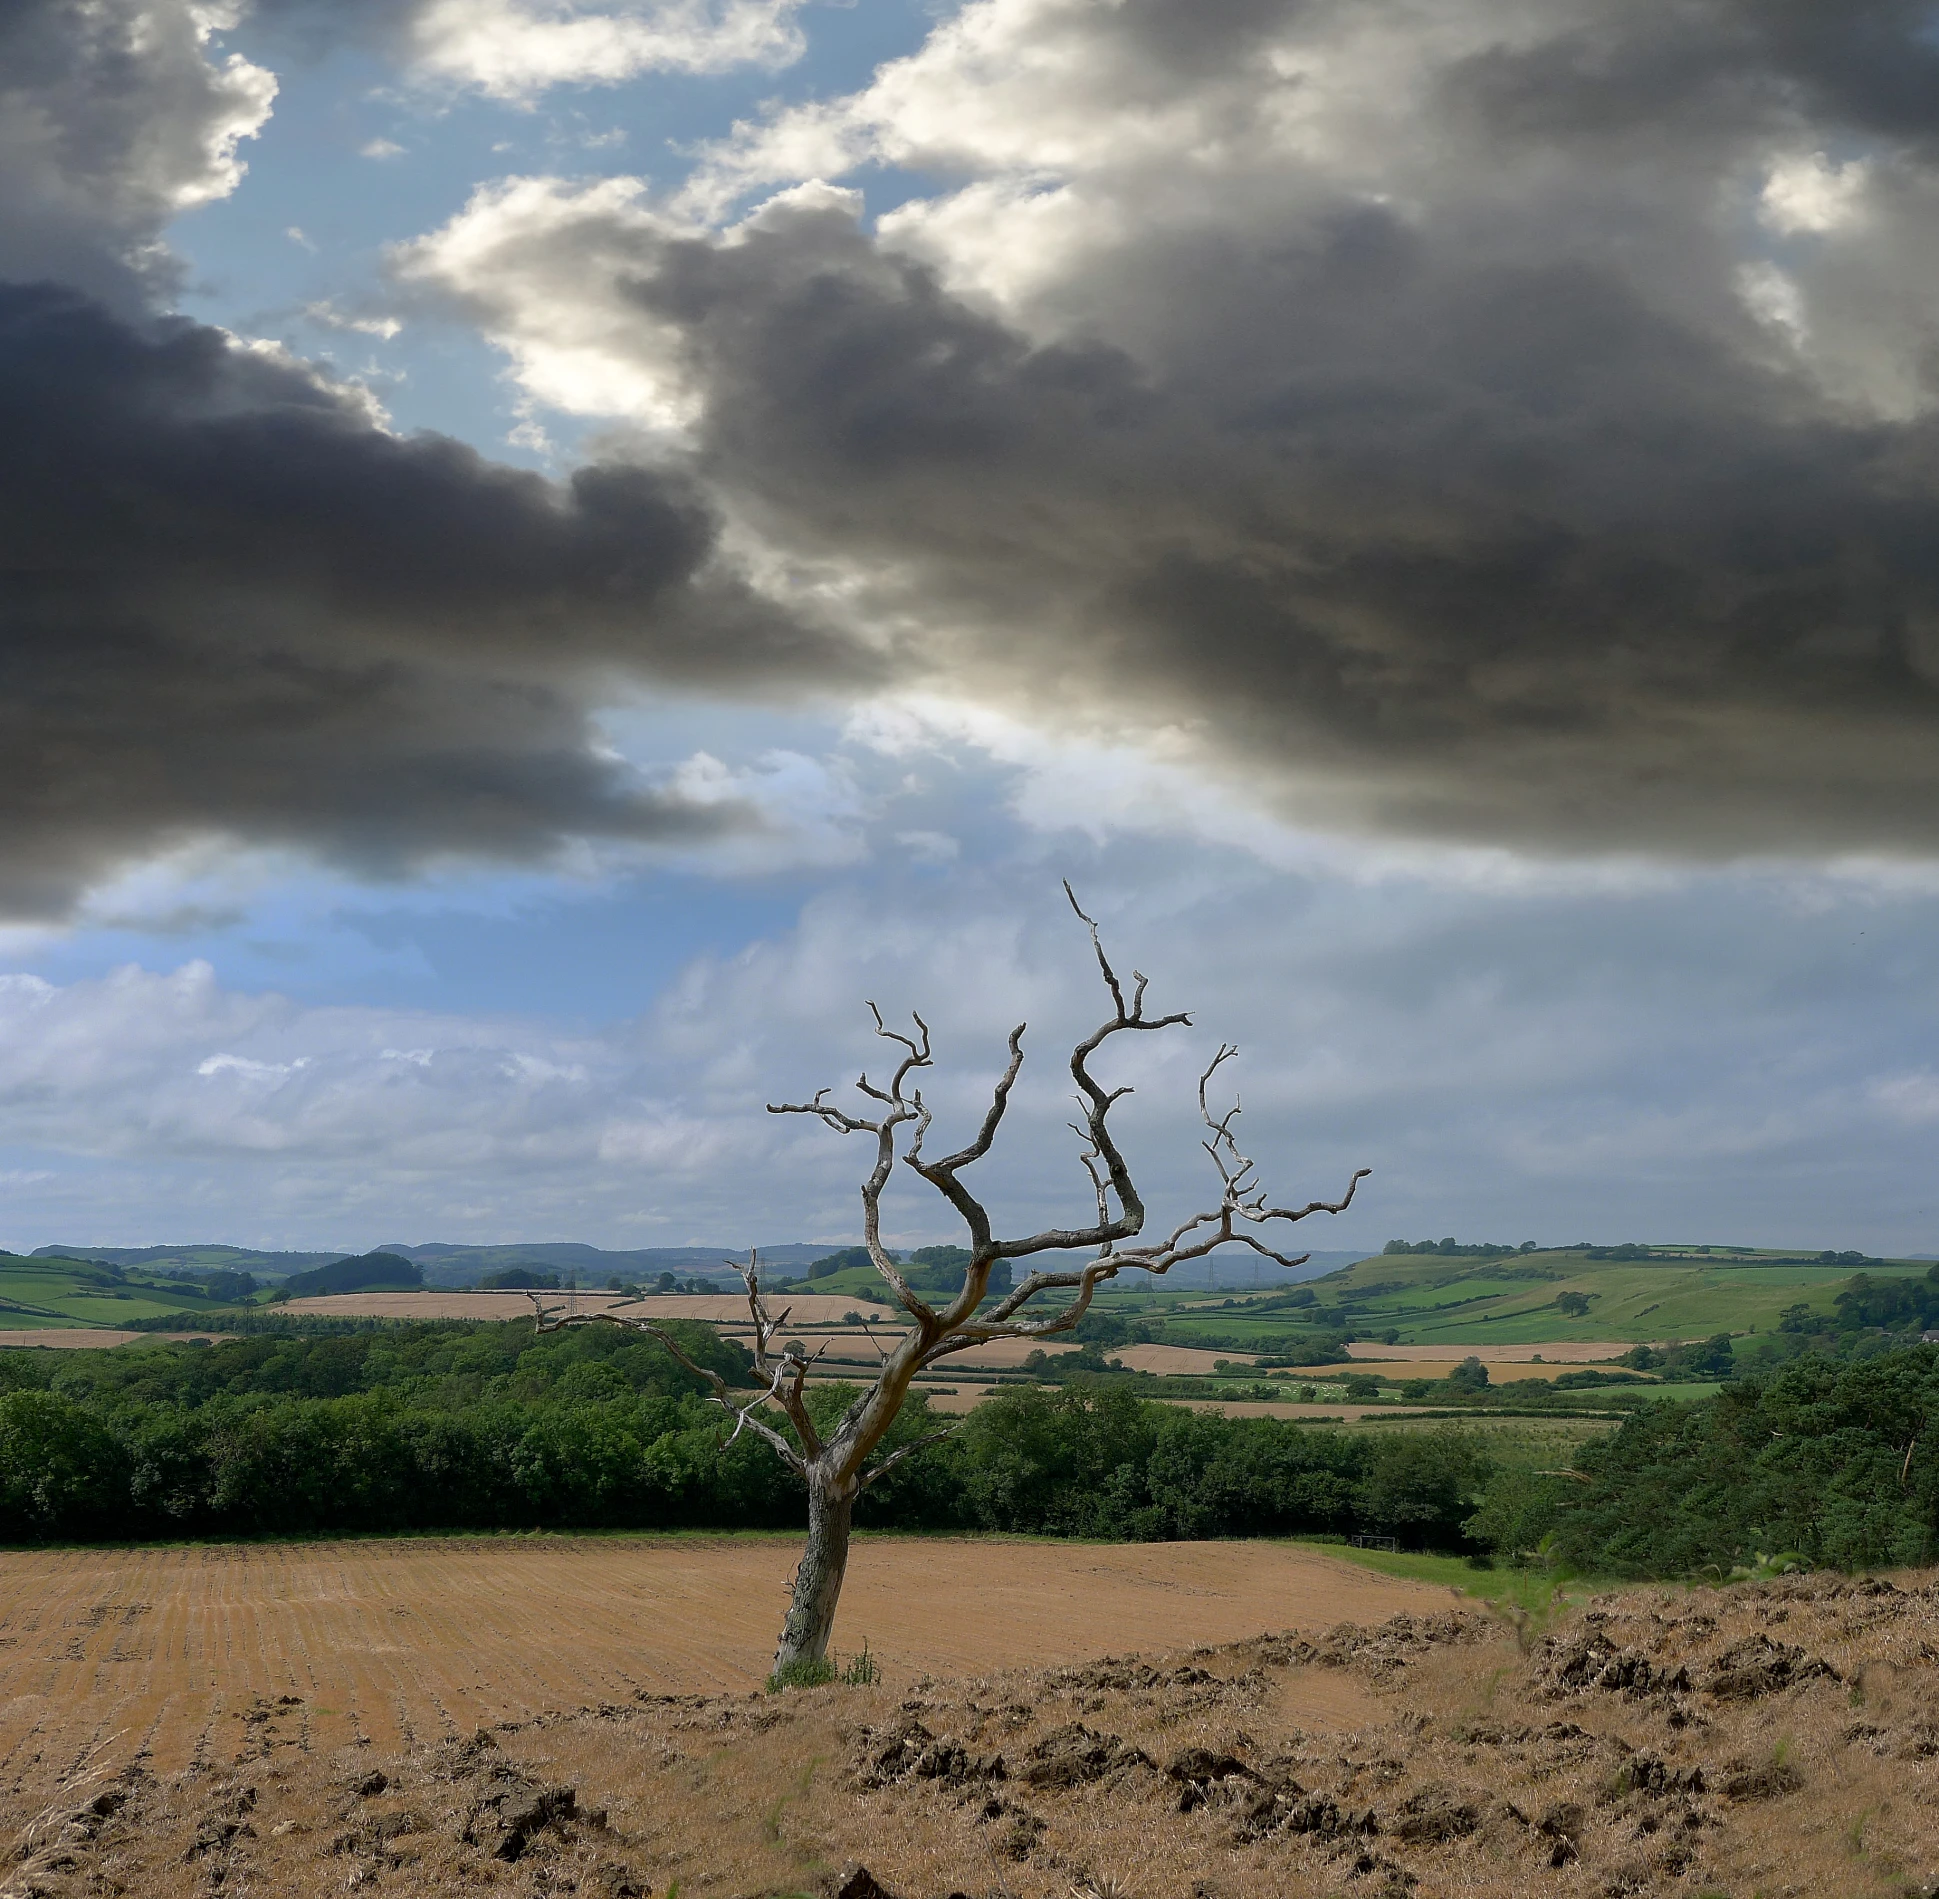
[831, 1864, 897, 1899]
[1020, 1722, 1152, 1788]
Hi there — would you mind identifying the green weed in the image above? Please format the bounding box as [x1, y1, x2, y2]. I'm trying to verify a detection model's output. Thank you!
[767, 1655, 837, 1692]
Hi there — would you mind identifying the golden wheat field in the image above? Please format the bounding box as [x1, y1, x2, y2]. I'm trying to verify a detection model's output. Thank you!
[0, 1537, 1441, 1785]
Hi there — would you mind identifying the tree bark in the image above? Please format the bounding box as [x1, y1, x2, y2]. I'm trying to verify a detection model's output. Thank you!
[773, 1467, 855, 1674]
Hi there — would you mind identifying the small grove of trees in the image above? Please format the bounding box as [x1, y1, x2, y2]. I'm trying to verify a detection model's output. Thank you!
[805, 1244, 1014, 1298]
[1382, 1239, 1537, 1258]
[531, 888, 1367, 1678]
[270, 1252, 423, 1300]
[1787, 1265, 1939, 1336]
[1620, 1336, 1736, 1380]
[1551, 1347, 1939, 1575]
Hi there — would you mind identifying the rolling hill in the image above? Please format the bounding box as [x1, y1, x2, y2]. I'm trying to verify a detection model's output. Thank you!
[0, 1253, 233, 1329]
[1268, 1245, 1936, 1344]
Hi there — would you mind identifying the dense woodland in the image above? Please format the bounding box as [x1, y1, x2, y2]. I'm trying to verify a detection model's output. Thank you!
[2, 1323, 1937, 1576]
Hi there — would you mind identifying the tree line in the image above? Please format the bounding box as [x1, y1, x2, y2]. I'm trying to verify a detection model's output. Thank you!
[4, 1324, 1936, 1576]
[0, 1321, 1484, 1545]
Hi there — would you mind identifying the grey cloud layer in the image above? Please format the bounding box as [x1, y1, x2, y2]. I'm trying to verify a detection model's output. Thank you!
[652, 202, 1939, 852]
[415, 0, 1939, 855]
[0, 0, 274, 307]
[0, 0, 866, 919]
[21, 0, 1939, 919]
[0, 280, 872, 915]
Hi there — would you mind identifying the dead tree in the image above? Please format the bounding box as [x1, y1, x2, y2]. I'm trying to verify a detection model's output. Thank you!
[530, 886, 1368, 1678]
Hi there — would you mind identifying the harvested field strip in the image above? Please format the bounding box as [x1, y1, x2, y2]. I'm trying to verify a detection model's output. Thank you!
[0, 1537, 1447, 1785]
[0, 1328, 220, 1349]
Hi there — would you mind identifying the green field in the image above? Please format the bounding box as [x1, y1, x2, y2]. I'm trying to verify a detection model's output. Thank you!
[776, 1245, 1936, 1363]
[1113, 1247, 1936, 1348]
[0, 1253, 226, 1329]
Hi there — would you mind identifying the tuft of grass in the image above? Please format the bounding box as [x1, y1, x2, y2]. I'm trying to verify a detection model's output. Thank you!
[768, 1643, 879, 1692]
[767, 1654, 836, 1692]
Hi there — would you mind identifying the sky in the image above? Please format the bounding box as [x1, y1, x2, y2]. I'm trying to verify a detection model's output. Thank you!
[5, 0, 1939, 1258]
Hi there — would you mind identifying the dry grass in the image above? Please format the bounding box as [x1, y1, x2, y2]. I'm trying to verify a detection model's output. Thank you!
[910, 1390, 1474, 1422]
[1110, 1346, 1249, 1377]
[8, 1553, 1939, 1899]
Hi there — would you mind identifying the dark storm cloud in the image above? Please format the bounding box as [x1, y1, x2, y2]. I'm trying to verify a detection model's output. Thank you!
[0, 0, 872, 920]
[555, 188, 1939, 854]
[391, 0, 1939, 857]
[0, 281, 860, 917]
[23, 0, 1939, 901]
[1447, 0, 1939, 149]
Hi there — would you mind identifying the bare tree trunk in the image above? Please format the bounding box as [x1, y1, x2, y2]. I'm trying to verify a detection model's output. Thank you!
[773, 1468, 855, 1674]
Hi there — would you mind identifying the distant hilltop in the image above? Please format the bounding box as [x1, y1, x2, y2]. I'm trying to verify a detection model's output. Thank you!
[32, 1240, 1367, 1292]
[33, 1240, 831, 1289]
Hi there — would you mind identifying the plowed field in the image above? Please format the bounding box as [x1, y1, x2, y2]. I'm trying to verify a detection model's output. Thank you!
[0, 1536, 1444, 1787]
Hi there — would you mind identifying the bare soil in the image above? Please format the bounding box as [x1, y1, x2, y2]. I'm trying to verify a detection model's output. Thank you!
[6, 1551, 1938, 1899]
[0, 1537, 1437, 1778]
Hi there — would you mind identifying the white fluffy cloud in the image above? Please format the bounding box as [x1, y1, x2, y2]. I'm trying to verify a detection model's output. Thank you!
[406, 0, 805, 98]
[391, 175, 707, 428]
